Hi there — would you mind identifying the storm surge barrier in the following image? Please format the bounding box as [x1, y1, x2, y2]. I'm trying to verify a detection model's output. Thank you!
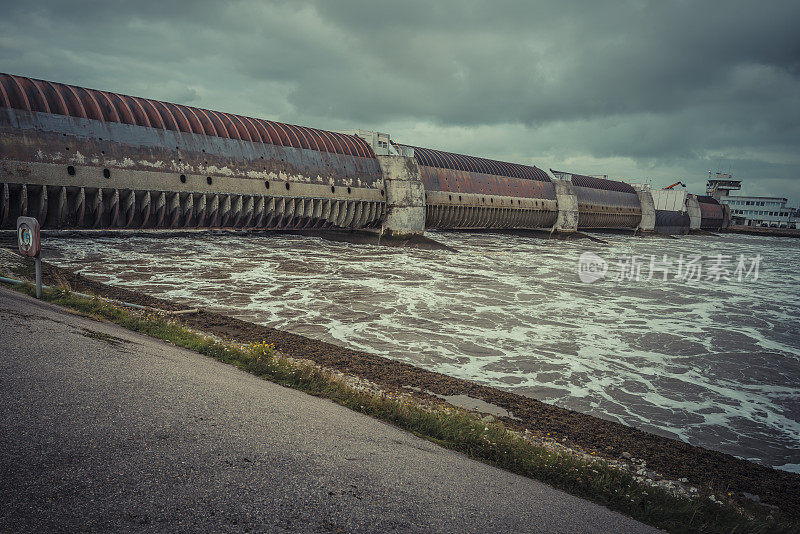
[401, 145, 558, 230]
[1, 74, 727, 237]
[0, 73, 387, 233]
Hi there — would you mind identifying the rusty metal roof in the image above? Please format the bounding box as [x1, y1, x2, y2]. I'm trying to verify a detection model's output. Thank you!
[403, 145, 551, 182]
[695, 195, 721, 205]
[551, 169, 637, 194]
[0, 73, 376, 159]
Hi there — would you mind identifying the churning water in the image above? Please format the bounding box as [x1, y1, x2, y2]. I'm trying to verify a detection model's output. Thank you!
[43, 231, 800, 472]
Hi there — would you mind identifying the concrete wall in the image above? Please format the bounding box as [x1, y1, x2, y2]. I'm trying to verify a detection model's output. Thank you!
[636, 190, 655, 232]
[377, 156, 426, 237]
[552, 179, 579, 233]
[722, 205, 731, 230]
[687, 196, 702, 229]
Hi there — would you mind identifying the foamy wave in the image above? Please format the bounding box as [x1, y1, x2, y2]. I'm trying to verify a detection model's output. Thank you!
[42, 231, 800, 471]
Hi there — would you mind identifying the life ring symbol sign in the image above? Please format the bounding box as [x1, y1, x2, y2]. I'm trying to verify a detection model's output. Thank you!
[16, 217, 40, 258]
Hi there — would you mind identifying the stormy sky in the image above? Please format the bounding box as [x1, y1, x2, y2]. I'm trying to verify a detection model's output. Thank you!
[1, 1, 798, 200]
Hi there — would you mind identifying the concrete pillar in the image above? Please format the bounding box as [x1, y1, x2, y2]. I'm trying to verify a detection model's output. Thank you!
[636, 190, 655, 232]
[552, 178, 578, 233]
[376, 155, 426, 237]
[722, 204, 731, 230]
[687, 195, 701, 229]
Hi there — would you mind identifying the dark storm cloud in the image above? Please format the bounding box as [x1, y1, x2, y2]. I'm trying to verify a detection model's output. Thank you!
[0, 0, 798, 197]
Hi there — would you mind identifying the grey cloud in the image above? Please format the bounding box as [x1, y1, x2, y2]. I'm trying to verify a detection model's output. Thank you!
[0, 0, 797, 198]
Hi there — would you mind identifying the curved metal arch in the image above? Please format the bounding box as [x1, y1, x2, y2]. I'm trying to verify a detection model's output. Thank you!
[437, 151, 456, 170]
[104, 91, 136, 125]
[259, 119, 284, 146]
[23, 77, 52, 113]
[183, 106, 211, 136]
[330, 132, 357, 157]
[335, 133, 363, 158]
[419, 147, 439, 168]
[287, 124, 311, 150]
[133, 97, 165, 129]
[94, 90, 121, 122]
[150, 100, 180, 131]
[280, 124, 305, 149]
[61, 84, 89, 119]
[229, 114, 254, 143]
[0, 78, 9, 108]
[122, 95, 152, 128]
[205, 110, 231, 139]
[237, 115, 263, 144]
[163, 102, 194, 133]
[244, 117, 272, 145]
[7, 75, 32, 111]
[309, 128, 334, 153]
[473, 154, 496, 176]
[347, 134, 371, 158]
[73, 86, 104, 121]
[178, 105, 204, 134]
[319, 130, 346, 155]
[216, 112, 243, 140]
[414, 147, 434, 168]
[192, 107, 220, 137]
[269, 121, 294, 147]
[39, 80, 70, 115]
[0, 73, 379, 160]
[358, 136, 377, 158]
[423, 148, 442, 168]
[295, 125, 321, 151]
[440, 150, 463, 173]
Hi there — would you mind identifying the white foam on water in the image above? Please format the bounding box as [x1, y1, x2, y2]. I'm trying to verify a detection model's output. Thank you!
[42, 231, 800, 471]
[777, 463, 800, 474]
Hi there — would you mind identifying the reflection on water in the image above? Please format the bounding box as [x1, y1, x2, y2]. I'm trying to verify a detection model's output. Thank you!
[43, 231, 800, 471]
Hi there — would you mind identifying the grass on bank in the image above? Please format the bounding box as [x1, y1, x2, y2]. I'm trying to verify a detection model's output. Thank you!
[4, 281, 797, 534]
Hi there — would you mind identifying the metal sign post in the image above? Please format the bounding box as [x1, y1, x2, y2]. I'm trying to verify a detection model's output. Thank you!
[16, 217, 42, 298]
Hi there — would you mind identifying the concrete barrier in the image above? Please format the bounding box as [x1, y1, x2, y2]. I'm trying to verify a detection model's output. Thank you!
[377, 156, 426, 237]
[552, 179, 579, 233]
[636, 190, 656, 232]
[0, 73, 735, 240]
[687, 195, 702, 230]
[0, 74, 386, 232]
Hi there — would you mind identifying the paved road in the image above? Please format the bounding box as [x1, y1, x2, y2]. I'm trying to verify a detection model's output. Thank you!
[0, 287, 657, 533]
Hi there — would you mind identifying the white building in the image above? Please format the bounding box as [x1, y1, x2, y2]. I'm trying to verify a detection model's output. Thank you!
[706, 174, 797, 228]
[722, 196, 795, 227]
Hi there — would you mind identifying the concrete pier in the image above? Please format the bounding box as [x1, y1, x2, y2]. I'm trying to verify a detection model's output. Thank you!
[552, 179, 579, 233]
[687, 195, 702, 230]
[636, 189, 656, 233]
[376, 155, 426, 237]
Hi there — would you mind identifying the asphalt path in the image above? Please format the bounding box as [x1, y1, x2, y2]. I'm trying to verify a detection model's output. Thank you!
[0, 287, 658, 533]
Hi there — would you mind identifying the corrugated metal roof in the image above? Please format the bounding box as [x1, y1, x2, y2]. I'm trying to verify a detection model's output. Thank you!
[402, 144, 551, 182]
[551, 169, 637, 194]
[0, 73, 375, 159]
